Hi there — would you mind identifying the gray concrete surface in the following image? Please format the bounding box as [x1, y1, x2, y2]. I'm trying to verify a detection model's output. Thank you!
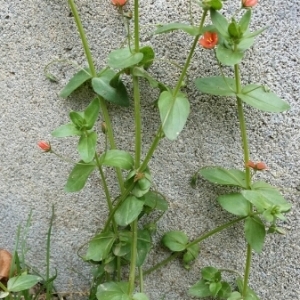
[0, 0, 299, 299]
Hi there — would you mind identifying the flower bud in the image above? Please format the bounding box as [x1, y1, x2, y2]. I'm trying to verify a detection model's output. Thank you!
[38, 141, 51, 152]
[242, 0, 258, 8]
[111, 0, 127, 7]
[255, 161, 268, 170]
[199, 32, 218, 49]
[245, 160, 256, 168]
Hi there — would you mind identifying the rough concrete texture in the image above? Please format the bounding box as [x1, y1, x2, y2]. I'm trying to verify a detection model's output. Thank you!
[0, 0, 299, 299]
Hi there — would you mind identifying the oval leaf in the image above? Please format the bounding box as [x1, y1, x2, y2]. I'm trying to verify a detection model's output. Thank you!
[155, 23, 200, 36]
[217, 193, 251, 216]
[85, 232, 116, 262]
[195, 76, 236, 96]
[200, 167, 247, 188]
[7, 275, 42, 292]
[162, 230, 188, 252]
[216, 44, 244, 66]
[65, 162, 96, 192]
[78, 131, 97, 163]
[114, 196, 145, 226]
[59, 68, 92, 98]
[238, 84, 290, 112]
[244, 216, 266, 253]
[84, 98, 101, 129]
[96, 281, 130, 300]
[51, 123, 82, 137]
[108, 47, 143, 69]
[99, 150, 134, 170]
[158, 91, 190, 140]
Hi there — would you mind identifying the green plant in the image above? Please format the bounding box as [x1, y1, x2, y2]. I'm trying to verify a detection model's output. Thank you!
[39, 0, 291, 299]
[0, 207, 57, 300]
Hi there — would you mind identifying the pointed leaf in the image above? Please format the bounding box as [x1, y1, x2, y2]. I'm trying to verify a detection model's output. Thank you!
[244, 216, 266, 253]
[189, 279, 211, 297]
[216, 44, 244, 66]
[218, 193, 251, 216]
[243, 27, 267, 39]
[85, 232, 116, 262]
[210, 10, 229, 38]
[201, 266, 221, 282]
[114, 196, 145, 226]
[158, 90, 190, 140]
[135, 230, 152, 266]
[78, 131, 97, 163]
[238, 84, 290, 112]
[155, 23, 201, 36]
[7, 275, 42, 292]
[92, 77, 129, 107]
[108, 47, 143, 69]
[239, 10, 251, 33]
[195, 76, 236, 96]
[59, 68, 92, 98]
[65, 162, 96, 192]
[96, 282, 130, 300]
[99, 150, 134, 170]
[51, 123, 82, 137]
[84, 98, 101, 129]
[162, 230, 188, 252]
[200, 167, 247, 188]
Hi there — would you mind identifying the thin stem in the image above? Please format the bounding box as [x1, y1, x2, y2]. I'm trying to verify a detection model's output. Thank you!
[133, 76, 142, 168]
[173, 9, 208, 97]
[134, 0, 140, 52]
[187, 216, 246, 248]
[234, 62, 253, 296]
[243, 243, 252, 296]
[138, 267, 144, 293]
[128, 220, 138, 295]
[67, 0, 124, 191]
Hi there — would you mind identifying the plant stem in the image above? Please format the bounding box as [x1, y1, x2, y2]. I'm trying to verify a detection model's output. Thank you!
[128, 220, 138, 295]
[138, 267, 144, 292]
[173, 9, 208, 97]
[134, 0, 140, 52]
[234, 63, 253, 297]
[67, 0, 124, 192]
[133, 76, 142, 168]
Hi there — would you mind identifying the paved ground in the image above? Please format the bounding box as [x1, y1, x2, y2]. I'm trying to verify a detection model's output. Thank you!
[0, 0, 299, 299]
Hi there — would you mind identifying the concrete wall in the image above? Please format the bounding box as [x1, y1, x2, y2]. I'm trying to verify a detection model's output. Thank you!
[1, 0, 299, 299]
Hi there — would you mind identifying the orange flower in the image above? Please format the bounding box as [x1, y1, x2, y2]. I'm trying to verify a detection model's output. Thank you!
[245, 160, 268, 171]
[245, 160, 256, 169]
[242, 0, 258, 8]
[38, 141, 51, 152]
[111, 0, 127, 7]
[199, 32, 218, 49]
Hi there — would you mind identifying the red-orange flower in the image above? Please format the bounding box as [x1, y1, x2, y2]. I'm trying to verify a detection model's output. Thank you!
[199, 32, 218, 49]
[242, 0, 258, 8]
[111, 0, 127, 7]
[38, 141, 51, 152]
[245, 160, 268, 171]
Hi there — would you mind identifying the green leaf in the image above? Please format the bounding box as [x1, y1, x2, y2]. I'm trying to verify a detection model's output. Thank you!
[70, 111, 85, 129]
[84, 98, 100, 129]
[99, 150, 134, 170]
[201, 266, 221, 282]
[135, 230, 152, 267]
[143, 191, 168, 211]
[0, 291, 9, 298]
[239, 10, 251, 33]
[209, 0, 223, 10]
[139, 46, 155, 69]
[65, 162, 96, 192]
[155, 23, 201, 36]
[210, 9, 229, 38]
[244, 216, 266, 253]
[238, 84, 290, 112]
[92, 76, 129, 107]
[114, 196, 145, 226]
[200, 167, 247, 188]
[96, 282, 130, 300]
[85, 232, 116, 262]
[216, 44, 244, 66]
[218, 281, 232, 298]
[243, 27, 267, 39]
[183, 244, 200, 269]
[7, 275, 42, 292]
[158, 90, 190, 140]
[78, 131, 97, 163]
[228, 291, 242, 300]
[162, 230, 188, 252]
[108, 47, 143, 69]
[236, 277, 260, 300]
[218, 193, 251, 216]
[132, 67, 168, 91]
[188, 279, 211, 297]
[133, 293, 149, 300]
[209, 282, 222, 297]
[237, 37, 255, 51]
[51, 123, 82, 137]
[195, 76, 236, 96]
[59, 68, 92, 98]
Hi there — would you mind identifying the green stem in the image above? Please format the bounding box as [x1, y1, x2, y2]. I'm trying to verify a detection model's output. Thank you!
[143, 217, 245, 277]
[134, 0, 140, 52]
[128, 220, 138, 295]
[234, 63, 252, 296]
[173, 9, 208, 97]
[187, 216, 246, 248]
[67, 0, 124, 192]
[133, 76, 142, 168]
[138, 267, 144, 293]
